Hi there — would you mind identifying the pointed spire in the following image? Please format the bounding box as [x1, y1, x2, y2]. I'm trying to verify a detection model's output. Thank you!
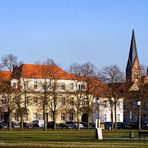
[127, 29, 138, 66]
[126, 30, 140, 82]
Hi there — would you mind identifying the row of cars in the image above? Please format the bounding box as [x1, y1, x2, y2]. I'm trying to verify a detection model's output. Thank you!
[104, 122, 148, 129]
[0, 121, 20, 129]
[1, 120, 147, 130]
[0, 120, 95, 129]
[34, 120, 95, 129]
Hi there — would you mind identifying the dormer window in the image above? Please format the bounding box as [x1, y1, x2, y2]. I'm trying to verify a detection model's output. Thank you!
[12, 82, 17, 89]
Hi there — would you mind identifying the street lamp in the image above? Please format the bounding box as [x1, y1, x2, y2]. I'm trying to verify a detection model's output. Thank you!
[137, 100, 141, 130]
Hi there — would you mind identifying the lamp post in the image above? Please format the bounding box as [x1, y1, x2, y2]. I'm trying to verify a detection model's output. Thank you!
[137, 100, 141, 130]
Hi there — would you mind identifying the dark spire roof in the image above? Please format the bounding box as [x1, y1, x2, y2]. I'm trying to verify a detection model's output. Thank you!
[127, 30, 139, 67]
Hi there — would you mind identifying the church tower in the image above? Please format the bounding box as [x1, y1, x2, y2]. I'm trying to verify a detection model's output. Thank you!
[126, 30, 141, 82]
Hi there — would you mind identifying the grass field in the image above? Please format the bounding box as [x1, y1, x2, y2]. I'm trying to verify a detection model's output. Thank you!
[0, 129, 147, 147]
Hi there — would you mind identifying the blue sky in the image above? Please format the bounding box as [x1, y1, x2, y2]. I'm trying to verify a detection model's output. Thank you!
[0, 0, 147, 71]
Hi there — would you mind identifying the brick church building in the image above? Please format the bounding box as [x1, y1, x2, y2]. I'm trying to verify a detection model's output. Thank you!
[124, 30, 148, 126]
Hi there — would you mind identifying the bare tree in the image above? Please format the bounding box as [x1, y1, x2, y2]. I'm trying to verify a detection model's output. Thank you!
[34, 59, 64, 130]
[69, 62, 106, 129]
[99, 65, 125, 129]
[0, 54, 22, 130]
[69, 63, 87, 130]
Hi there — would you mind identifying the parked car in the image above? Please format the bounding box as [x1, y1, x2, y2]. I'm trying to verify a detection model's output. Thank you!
[12, 121, 20, 128]
[104, 122, 112, 129]
[32, 120, 44, 128]
[47, 121, 59, 129]
[19, 122, 33, 128]
[81, 122, 95, 128]
[74, 122, 84, 128]
[58, 123, 69, 129]
[0, 121, 8, 129]
[1, 121, 20, 128]
[65, 121, 77, 128]
[116, 122, 130, 129]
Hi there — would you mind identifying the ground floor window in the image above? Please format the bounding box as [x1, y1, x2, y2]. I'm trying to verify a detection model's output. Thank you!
[24, 113, 29, 121]
[104, 114, 107, 122]
[61, 113, 66, 121]
[68, 113, 74, 121]
[117, 114, 120, 122]
[33, 113, 38, 120]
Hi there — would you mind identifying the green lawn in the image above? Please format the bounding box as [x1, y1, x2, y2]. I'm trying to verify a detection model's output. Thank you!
[0, 129, 147, 147]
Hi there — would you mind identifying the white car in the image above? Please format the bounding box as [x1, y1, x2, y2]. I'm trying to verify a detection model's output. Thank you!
[32, 120, 44, 128]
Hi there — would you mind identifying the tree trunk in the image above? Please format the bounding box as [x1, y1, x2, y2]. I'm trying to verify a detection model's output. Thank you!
[87, 111, 89, 129]
[20, 115, 24, 130]
[114, 101, 117, 129]
[111, 106, 114, 130]
[53, 111, 56, 130]
[8, 111, 12, 131]
[43, 108, 46, 131]
[77, 112, 80, 130]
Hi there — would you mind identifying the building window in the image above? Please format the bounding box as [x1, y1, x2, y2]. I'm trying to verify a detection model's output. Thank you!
[104, 100, 107, 108]
[15, 113, 19, 121]
[70, 97, 74, 106]
[12, 82, 17, 89]
[82, 98, 87, 106]
[70, 83, 74, 90]
[34, 97, 38, 105]
[61, 98, 66, 106]
[61, 83, 65, 90]
[68, 113, 74, 121]
[117, 114, 120, 122]
[24, 82, 29, 90]
[33, 113, 38, 120]
[38, 114, 43, 120]
[61, 113, 66, 120]
[117, 100, 122, 108]
[24, 113, 29, 121]
[34, 81, 38, 89]
[78, 84, 86, 90]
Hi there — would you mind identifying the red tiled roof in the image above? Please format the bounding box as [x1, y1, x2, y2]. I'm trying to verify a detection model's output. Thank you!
[87, 77, 107, 96]
[0, 70, 11, 81]
[21, 64, 73, 80]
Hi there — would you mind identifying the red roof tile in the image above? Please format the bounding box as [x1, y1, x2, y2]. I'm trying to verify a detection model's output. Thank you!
[21, 64, 73, 80]
[0, 70, 11, 81]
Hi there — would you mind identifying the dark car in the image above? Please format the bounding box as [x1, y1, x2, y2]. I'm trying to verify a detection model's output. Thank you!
[58, 123, 69, 129]
[80, 122, 95, 128]
[104, 122, 112, 129]
[65, 121, 77, 128]
[47, 121, 59, 129]
[117, 122, 130, 129]
[0, 121, 8, 129]
[19, 122, 32, 128]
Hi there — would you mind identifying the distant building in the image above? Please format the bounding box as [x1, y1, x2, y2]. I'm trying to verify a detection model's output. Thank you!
[0, 63, 105, 124]
[124, 30, 148, 124]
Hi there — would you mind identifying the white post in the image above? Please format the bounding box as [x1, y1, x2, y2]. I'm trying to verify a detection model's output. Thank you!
[98, 118, 100, 128]
[95, 119, 98, 128]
